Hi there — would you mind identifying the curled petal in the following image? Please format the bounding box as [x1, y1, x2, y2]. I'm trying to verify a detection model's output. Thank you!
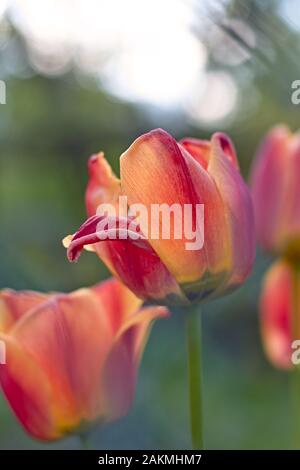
[63, 234, 96, 253]
[67, 215, 186, 304]
[67, 214, 150, 259]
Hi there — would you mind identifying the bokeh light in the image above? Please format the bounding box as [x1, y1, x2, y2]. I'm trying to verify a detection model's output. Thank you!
[185, 71, 238, 125]
[8, 0, 207, 108]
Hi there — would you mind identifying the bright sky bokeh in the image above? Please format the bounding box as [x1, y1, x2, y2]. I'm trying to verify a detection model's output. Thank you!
[0, 0, 242, 124]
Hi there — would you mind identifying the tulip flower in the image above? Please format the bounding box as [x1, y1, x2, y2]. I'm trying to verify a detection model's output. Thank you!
[0, 279, 168, 441]
[260, 260, 293, 370]
[251, 125, 300, 260]
[66, 128, 255, 306]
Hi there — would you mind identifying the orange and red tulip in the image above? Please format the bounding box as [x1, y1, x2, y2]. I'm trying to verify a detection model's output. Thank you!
[251, 125, 300, 259]
[0, 279, 168, 440]
[66, 128, 255, 305]
[260, 260, 294, 370]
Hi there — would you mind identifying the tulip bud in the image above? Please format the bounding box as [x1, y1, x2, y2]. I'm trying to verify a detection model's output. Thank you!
[251, 125, 300, 261]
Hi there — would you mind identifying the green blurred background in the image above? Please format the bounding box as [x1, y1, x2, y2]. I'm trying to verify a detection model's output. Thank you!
[0, 0, 299, 449]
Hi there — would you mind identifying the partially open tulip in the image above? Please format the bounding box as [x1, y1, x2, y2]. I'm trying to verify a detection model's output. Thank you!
[260, 260, 294, 370]
[0, 279, 168, 440]
[66, 129, 255, 305]
[251, 125, 300, 260]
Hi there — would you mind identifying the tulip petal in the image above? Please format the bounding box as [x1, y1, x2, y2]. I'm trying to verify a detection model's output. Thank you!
[250, 126, 291, 252]
[120, 128, 205, 284]
[208, 133, 255, 290]
[67, 214, 148, 262]
[85, 152, 121, 217]
[10, 288, 114, 424]
[102, 305, 168, 420]
[180, 134, 239, 170]
[0, 289, 50, 333]
[0, 279, 169, 440]
[260, 261, 293, 370]
[0, 334, 78, 440]
[91, 278, 142, 333]
[120, 128, 232, 300]
[118, 305, 169, 363]
[67, 215, 186, 305]
[179, 138, 211, 169]
[95, 240, 186, 305]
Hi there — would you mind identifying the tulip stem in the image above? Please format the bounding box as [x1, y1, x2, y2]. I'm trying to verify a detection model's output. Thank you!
[291, 263, 300, 449]
[186, 305, 203, 449]
[79, 432, 93, 450]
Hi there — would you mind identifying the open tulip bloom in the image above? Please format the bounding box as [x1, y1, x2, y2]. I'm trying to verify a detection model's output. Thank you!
[64, 128, 255, 449]
[66, 128, 255, 306]
[0, 279, 167, 441]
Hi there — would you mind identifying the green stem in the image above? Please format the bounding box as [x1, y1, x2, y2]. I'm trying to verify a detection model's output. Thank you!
[185, 305, 203, 449]
[78, 431, 93, 450]
[290, 263, 300, 449]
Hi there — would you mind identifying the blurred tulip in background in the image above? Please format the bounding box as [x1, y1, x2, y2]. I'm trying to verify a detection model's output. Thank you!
[260, 260, 294, 370]
[251, 126, 300, 262]
[0, 279, 167, 440]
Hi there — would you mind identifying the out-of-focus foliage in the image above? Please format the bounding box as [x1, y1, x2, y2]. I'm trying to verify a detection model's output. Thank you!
[0, 0, 299, 449]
